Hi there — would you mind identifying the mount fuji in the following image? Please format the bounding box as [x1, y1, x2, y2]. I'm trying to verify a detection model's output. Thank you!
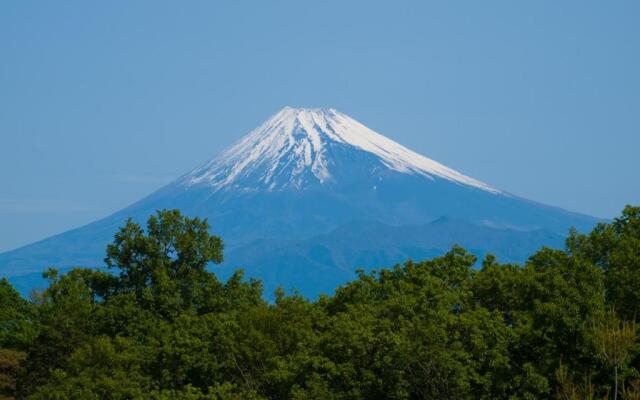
[0, 107, 599, 297]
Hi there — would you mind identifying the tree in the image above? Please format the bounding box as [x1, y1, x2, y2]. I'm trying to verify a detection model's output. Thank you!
[0, 278, 36, 350]
[471, 247, 608, 398]
[19, 268, 100, 395]
[593, 311, 637, 400]
[568, 206, 640, 320]
[104, 209, 224, 317]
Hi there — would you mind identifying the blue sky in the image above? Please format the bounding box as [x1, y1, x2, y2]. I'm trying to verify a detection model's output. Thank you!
[1, 1, 638, 252]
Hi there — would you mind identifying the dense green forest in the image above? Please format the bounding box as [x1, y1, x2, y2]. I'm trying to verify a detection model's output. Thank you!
[1, 206, 639, 399]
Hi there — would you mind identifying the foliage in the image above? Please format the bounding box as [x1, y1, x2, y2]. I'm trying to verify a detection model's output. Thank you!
[0, 207, 639, 399]
[568, 206, 640, 321]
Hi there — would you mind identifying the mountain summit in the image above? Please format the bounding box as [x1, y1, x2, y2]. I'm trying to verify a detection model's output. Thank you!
[0, 107, 600, 297]
[182, 107, 499, 193]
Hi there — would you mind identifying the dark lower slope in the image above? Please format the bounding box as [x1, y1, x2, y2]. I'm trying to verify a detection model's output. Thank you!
[218, 218, 566, 298]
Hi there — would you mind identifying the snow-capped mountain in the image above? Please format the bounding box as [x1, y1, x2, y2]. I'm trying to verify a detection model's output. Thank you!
[183, 107, 499, 193]
[0, 107, 600, 297]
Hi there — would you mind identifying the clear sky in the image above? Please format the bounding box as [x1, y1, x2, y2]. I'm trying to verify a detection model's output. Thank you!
[1, 1, 639, 252]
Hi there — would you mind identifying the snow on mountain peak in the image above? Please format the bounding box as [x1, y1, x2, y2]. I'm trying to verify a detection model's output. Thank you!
[182, 107, 501, 194]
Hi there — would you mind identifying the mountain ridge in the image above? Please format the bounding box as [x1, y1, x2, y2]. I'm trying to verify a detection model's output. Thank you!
[219, 217, 566, 298]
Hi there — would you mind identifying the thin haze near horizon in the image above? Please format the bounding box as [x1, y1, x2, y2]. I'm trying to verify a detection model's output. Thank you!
[1, 1, 639, 252]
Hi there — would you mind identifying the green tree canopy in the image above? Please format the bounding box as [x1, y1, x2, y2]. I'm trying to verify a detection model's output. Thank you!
[1, 206, 639, 399]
